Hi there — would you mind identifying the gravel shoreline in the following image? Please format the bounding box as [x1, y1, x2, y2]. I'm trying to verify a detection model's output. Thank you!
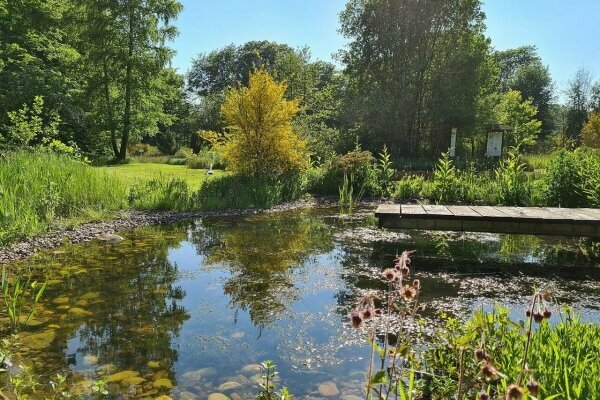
[0, 198, 325, 265]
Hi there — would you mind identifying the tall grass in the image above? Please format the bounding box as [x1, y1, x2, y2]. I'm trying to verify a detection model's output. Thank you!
[0, 150, 126, 244]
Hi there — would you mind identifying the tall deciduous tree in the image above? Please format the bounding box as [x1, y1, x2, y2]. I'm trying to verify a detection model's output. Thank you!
[565, 68, 593, 143]
[74, 0, 182, 159]
[339, 0, 496, 156]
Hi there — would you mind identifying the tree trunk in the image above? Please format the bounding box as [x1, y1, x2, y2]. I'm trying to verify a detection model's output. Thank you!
[119, 5, 135, 160]
[103, 58, 119, 157]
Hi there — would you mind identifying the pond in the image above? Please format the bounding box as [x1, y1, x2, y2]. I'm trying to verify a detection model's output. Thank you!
[2, 206, 599, 399]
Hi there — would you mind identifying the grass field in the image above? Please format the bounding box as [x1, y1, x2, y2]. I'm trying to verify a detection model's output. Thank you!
[97, 163, 226, 190]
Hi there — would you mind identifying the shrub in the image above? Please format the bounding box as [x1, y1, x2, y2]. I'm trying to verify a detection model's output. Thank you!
[393, 174, 425, 200]
[221, 69, 308, 178]
[0, 150, 126, 244]
[128, 178, 191, 211]
[494, 151, 533, 206]
[544, 148, 600, 207]
[186, 148, 226, 170]
[128, 143, 162, 157]
[432, 152, 459, 203]
[196, 173, 303, 210]
[174, 146, 194, 159]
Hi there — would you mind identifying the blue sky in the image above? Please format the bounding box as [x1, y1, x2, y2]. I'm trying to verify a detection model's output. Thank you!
[171, 0, 600, 99]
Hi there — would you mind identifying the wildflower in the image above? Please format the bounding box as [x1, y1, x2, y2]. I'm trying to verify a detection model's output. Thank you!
[383, 268, 397, 282]
[506, 384, 523, 400]
[400, 285, 417, 302]
[525, 308, 531, 317]
[350, 311, 363, 328]
[362, 309, 372, 319]
[526, 379, 540, 396]
[478, 391, 490, 400]
[412, 279, 420, 290]
[533, 311, 544, 323]
[373, 308, 382, 316]
[542, 308, 551, 319]
[416, 304, 426, 312]
[481, 362, 499, 380]
[399, 265, 410, 276]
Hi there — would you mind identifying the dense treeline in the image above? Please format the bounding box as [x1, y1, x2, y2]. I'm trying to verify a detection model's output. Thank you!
[1, 0, 599, 160]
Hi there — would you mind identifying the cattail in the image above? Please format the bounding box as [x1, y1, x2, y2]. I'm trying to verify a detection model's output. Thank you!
[506, 384, 523, 400]
[350, 311, 363, 328]
[526, 379, 539, 396]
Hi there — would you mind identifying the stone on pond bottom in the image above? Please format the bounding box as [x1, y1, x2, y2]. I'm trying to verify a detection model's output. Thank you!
[208, 394, 228, 400]
[318, 381, 340, 397]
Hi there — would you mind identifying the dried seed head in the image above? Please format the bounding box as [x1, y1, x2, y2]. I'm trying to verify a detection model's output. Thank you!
[400, 265, 410, 276]
[526, 379, 539, 396]
[481, 362, 499, 380]
[533, 312, 544, 323]
[362, 309, 372, 319]
[506, 384, 523, 400]
[478, 391, 490, 400]
[543, 308, 551, 319]
[350, 311, 363, 328]
[525, 308, 532, 317]
[412, 279, 420, 290]
[416, 304, 426, 312]
[474, 348, 489, 361]
[373, 308, 382, 316]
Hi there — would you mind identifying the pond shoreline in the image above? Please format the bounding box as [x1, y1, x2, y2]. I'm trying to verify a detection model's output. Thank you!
[0, 197, 331, 265]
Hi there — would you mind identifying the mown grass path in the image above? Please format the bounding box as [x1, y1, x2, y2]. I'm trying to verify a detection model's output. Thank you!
[97, 163, 226, 190]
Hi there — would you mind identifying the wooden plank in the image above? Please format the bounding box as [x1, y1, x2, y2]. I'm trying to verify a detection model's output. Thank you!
[542, 207, 594, 221]
[401, 204, 425, 215]
[446, 205, 481, 218]
[469, 206, 510, 218]
[571, 208, 600, 220]
[511, 207, 564, 220]
[375, 204, 400, 216]
[422, 204, 453, 216]
[498, 207, 537, 220]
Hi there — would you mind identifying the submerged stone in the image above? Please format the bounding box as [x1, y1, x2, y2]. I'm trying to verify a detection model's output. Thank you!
[67, 307, 93, 317]
[83, 354, 99, 366]
[52, 296, 70, 305]
[240, 364, 261, 376]
[318, 381, 340, 397]
[147, 360, 161, 369]
[122, 376, 146, 386]
[97, 233, 124, 243]
[178, 392, 199, 400]
[180, 367, 217, 386]
[208, 394, 228, 400]
[106, 370, 140, 383]
[217, 381, 241, 391]
[155, 396, 173, 400]
[21, 329, 56, 350]
[153, 378, 173, 389]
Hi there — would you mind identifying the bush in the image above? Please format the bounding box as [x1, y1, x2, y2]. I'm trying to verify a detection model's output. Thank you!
[128, 143, 162, 157]
[545, 148, 600, 207]
[128, 177, 191, 211]
[432, 152, 459, 203]
[0, 150, 126, 244]
[174, 146, 194, 159]
[186, 148, 226, 170]
[393, 174, 425, 200]
[196, 173, 303, 210]
[494, 151, 534, 206]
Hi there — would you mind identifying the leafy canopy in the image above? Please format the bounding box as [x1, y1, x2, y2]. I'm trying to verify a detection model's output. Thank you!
[220, 69, 308, 178]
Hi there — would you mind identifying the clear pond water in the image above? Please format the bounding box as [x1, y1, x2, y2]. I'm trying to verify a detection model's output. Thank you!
[2, 206, 600, 399]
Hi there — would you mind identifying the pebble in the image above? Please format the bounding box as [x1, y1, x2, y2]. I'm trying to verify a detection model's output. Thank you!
[217, 381, 242, 391]
[240, 364, 261, 376]
[83, 354, 99, 366]
[208, 394, 229, 400]
[318, 381, 340, 397]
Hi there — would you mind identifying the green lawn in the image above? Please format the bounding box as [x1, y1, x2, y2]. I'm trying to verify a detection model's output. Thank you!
[97, 163, 225, 190]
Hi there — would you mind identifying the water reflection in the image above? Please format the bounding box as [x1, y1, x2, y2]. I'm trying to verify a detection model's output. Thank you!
[0, 207, 598, 399]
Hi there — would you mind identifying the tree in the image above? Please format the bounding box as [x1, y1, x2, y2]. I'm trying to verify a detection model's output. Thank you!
[74, 0, 183, 159]
[496, 90, 542, 149]
[339, 0, 496, 156]
[4, 96, 60, 146]
[220, 69, 308, 178]
[0, 0, 80, 140]
[565, 68, 593, 143]
[582, 111, 600, 148]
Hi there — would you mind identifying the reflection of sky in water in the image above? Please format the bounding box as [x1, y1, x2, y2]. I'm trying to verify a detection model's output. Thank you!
[8, 207, 600, 398]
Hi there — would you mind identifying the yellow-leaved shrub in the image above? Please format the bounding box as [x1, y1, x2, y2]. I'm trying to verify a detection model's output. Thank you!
[220, 69, 308, 178]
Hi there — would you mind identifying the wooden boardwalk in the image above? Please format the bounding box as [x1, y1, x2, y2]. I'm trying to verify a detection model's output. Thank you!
[375, 204, 600, 237]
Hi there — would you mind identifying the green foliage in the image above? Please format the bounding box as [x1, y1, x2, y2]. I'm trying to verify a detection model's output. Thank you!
[496, 90, 542, 149]
[186, 148, 226, 170]
[128, 178, 192, 211]
[256, 360, 293, 400]
[4, 96, 60, 146]
[495, 150, 533, 206]
[196, 174, 303, 211]
[423, 306, 600, 399]
[1, 266, 47, 333]
[544, 148, 600, 207]
[432, 152, 459, 203]
[0, 150, 126, 244]
[377, 145, 395, 197]
[582, 111, 600, 148]
[393, 175, 426, 200]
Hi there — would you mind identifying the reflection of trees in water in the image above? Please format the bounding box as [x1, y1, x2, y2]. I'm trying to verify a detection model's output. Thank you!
[18, 225, 190, 384]
[191, 213, 333, 327]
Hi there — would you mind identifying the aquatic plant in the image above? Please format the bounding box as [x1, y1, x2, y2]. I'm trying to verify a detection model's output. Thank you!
[256, 360, 292, 400]
[1, 266, 46, 333]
